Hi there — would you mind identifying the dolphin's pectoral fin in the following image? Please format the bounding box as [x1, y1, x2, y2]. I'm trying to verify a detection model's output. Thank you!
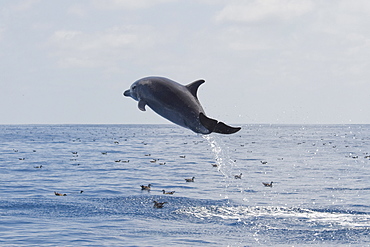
[186, 79, 205, 99]
[138, 100, 147, 111]
[199, 113, 241, 134]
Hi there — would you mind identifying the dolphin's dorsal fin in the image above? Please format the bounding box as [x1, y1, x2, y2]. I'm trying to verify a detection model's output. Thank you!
[186, 79, 205, 99]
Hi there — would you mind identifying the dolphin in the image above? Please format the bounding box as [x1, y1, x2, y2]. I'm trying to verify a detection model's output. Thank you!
[123, 76, 241, 134]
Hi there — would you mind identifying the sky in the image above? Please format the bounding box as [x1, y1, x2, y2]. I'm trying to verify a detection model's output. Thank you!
[1, 0, 370, 125]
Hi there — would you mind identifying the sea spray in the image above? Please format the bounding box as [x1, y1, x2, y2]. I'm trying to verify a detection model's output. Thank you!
[202, 134, 245, 203]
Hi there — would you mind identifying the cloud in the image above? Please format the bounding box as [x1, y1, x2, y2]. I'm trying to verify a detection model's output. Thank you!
[49, 26, 148, 68]
[9, 0, 41, 12]
[67, 4, 89, 17]
[338, 0, 370, 14]
[215, 0, 314, 23]
[0, 26, 5, 42]
[92, 0, 175, 10]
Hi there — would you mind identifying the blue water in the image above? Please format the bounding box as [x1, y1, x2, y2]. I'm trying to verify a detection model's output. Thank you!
[1, 124, 370, 246]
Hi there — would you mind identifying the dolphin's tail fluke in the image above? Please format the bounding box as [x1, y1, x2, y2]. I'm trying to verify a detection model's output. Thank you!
[199, 113, 241, 134]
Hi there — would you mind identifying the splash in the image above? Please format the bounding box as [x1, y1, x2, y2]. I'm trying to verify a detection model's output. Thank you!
[202, 134, 235, 178]
[202, 134, 244, 201]
[176, 205, 370, 229]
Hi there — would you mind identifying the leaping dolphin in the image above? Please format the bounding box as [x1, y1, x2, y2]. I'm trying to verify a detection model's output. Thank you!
[123, 76, 241, 134]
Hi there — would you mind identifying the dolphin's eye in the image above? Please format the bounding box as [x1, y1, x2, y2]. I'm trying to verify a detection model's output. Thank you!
[132, 86, 136, 90]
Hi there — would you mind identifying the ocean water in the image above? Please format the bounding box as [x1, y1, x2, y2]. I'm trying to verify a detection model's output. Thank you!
[0, 124, 370, 246]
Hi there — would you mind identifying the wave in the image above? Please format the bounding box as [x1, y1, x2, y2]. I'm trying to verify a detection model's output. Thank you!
[3, 194, 369, 229]
[326, 187, 370, 191]
[175, 205, 370, 229]
[2, 195, 370, 245]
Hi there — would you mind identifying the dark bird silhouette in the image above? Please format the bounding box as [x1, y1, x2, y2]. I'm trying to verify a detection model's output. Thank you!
[162, 190, 175, 194]
[185, 177, 195, 182]
[262, 181, 273, 187]
[54, 191, 67, 196]
[153, 201, 167, 208]
[141, 184, 152, 190]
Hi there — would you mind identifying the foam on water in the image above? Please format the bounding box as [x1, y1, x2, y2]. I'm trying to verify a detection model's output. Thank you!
[176, 205, 370, 228]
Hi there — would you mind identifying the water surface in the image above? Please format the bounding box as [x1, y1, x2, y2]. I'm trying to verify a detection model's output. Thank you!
[1, 124, 370, 246]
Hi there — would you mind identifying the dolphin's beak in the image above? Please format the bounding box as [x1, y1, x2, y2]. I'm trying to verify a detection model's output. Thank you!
[123, 89, 131, 97]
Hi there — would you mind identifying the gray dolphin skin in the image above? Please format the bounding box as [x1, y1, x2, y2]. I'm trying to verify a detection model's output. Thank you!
[123, 76, 241, 134]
